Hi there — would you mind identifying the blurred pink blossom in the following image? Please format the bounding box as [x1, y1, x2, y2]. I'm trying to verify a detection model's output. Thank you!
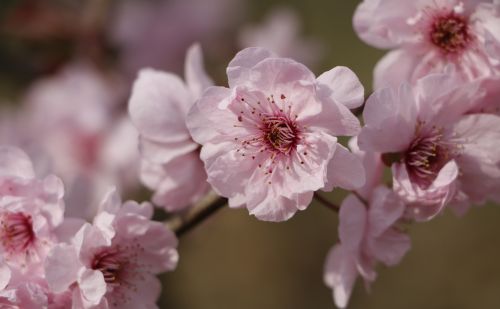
[187, 47, 365, 222]
[358, 73, 500, 220]
[0, 146, 65, 274]
[20, 63, 140, 220]
[45, 189, 178, 309]
[238, 7, 323, 67]
[354, 0, 500, 89]
[110, 0, 244, 77]
[129, 44, 212, 212]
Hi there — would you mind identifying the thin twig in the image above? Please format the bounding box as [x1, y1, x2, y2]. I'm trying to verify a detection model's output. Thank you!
[167, 194, 227, 238]
[313, 192, 340, 212]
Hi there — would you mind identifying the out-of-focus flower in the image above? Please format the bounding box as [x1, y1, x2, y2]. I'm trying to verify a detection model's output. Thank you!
[353, 0, 500, 89]
[0, 146, 65, 274]
[110, 0, 244, 77]
[324, 138, 410, 308]
[45, 189, 178, 309]
[187, 47, 365, 222]
[20, 62, 139, 220]
[358, 73, 500, 220]
[129, 44, 212, 212]
[238, 7, 323, 67]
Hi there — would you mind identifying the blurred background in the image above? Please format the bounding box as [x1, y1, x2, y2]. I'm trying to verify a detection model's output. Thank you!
[0, 0, 499, 308]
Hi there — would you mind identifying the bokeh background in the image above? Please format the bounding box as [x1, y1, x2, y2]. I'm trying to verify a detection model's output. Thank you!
[1, 0, 499, 308]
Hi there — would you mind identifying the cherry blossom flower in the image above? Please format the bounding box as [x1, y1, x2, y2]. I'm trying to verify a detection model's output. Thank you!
[0, 146, 65, 273]
[353, 0, 500, 89]
[129, 44, 212, 212]
[324, 190, 411, 308]
[45, 189, 178, 309]
[358, 73, 500, 220]
[21, 62, 139, 220]
[187, 47, 365, 222]
[0, 265, 72, 309]
[238, 7, 323, 66]
[324, 139, 410, 308]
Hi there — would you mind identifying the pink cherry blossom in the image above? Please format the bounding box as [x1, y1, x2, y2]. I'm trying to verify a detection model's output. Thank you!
[358, 73, 500, 220]
[20, 62, 140, 220]
[187, 47, 365, 222]
[129, 44, 212, 212]
[0, 146, 65, 273]
[238, 7, 323, 66]
[353, 0, 500, 89]
[0, 265, 72, 309]
[324, 188, 411, 308]
[45, 189, 178, 309]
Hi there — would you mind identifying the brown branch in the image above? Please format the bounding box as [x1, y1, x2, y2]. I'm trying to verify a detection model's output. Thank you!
[313, 192, 340, 213]
[167, 194, 227, 238]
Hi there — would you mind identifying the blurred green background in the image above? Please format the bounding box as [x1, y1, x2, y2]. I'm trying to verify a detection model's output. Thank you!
[1, 0, 499, 308]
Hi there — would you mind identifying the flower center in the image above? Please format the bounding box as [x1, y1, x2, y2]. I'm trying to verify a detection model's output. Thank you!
[0, 212, 35, 254]
[262, 114, 299, 155]
[430, 14, 470, 54]
[91, 248, 125, 285]
[404, 127, 451, 188]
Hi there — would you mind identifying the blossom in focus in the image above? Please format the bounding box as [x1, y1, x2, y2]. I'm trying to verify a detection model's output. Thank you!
[358, 73, 500, 220]
[187, 47, 365, 222]
[20, 62, 139, 220]
[324, 139, 410, 308]
[353, 0, 500, 89]
[45, 189, 179, 309]
[0, 146, 65, 273]
[129, 44, 212, 212]
[238, 7, 323, 67]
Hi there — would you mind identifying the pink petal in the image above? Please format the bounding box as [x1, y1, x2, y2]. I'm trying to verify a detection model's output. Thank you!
[359, 84, 416, 153]
[323, 245, 358, 309]
[149, 153, 210, 212]
[185, 43, 214, 98]
[453, 114, 500, 201]
[303, 96, 361, 137]
[316, 66, 365, 109]
[0, 264, 10, 290]
[246, 57, 316, 95]
[186, 86, 234, 145]
[45, 244, 81, 293]
[77, 269, 106, 306]
[128, 69, 192, 143]
[370, 229, 411, 266]
[227, 47, 276, 88]
[0, 146, 35, 179]
[373, 49, 419, 90]
[368, 186, 405, 237]
[353, 0, 417, 49]
[339, 195, 367, 252]
[324, 144, 366, 191]
[348, 137, 384, 200]
[139, 137, 199, 165]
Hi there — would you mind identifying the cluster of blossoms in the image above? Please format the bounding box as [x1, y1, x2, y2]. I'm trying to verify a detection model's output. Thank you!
[128, 0, 499, 307]
[0, 0, 499, 307]
[0, 146, 178, 308]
